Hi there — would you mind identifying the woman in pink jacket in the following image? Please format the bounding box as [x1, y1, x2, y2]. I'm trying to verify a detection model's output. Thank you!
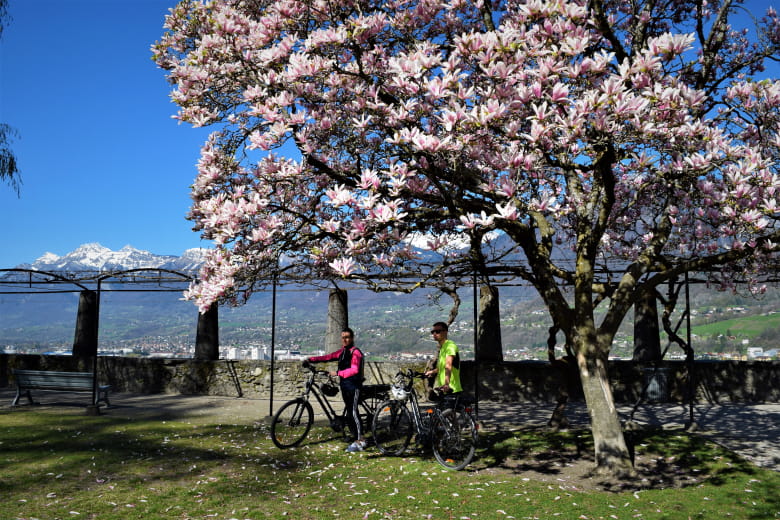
[305, 327, 366, 452]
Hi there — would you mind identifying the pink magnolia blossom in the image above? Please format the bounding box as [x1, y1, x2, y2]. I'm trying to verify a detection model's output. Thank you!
[495, 202, 519, 221]
[155, 0, 780, 379]
[329, 257, 357, 277]
[326, 185, 356, 207]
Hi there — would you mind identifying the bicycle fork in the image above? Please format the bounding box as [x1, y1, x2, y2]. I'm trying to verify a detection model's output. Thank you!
[288, 402, 307, 427]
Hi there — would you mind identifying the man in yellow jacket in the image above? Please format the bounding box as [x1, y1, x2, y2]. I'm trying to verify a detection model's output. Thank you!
[425, 321, 462, 395]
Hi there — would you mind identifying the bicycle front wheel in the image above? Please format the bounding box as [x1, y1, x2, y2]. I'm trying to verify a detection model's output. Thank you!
[432, 408, 478, 470]
[271, 398, 314, 449]
[372, 400, 413, 456]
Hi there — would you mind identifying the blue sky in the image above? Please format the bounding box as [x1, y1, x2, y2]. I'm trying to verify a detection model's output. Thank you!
[1, 0, 211, 267]
[1, 1, 778, 269]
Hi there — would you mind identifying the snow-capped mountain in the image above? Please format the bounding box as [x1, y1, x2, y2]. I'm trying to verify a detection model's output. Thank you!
[163, 247, 210, 272]
[15, 243, 207, 273]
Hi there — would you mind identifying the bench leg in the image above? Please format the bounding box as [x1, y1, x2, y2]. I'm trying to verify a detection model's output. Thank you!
[95, 388, 111, 408]
[11, 389, 35, 407]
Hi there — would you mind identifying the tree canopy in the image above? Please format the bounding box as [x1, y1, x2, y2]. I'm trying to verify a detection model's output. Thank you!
[155, 0, 779, 309]
[155, 0, 780, 475]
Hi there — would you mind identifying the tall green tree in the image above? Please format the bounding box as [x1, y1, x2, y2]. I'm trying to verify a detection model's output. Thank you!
[0, 0, 21, 194]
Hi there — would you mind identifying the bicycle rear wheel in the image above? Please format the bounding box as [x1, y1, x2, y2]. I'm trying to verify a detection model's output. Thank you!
[358, 384, 390, 434]
[372, 400, 413, 456]
[432, 408, 478, 470]
[271, 398, 314, 448]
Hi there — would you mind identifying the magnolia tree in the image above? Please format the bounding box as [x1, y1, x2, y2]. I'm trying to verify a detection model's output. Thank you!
[154, 0, 780, 476]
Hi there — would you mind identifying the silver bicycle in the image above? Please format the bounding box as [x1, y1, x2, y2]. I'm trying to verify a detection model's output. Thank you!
[371, 369, 478, 470]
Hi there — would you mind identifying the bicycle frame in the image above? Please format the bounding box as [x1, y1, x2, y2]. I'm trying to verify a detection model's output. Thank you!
[299, 368, 344, 429]
[304, 369, 387, 430]
[271, 366, 390, 449]
[403, 375, 438, 444]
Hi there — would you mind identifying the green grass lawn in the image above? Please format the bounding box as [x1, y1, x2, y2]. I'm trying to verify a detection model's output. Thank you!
[1, 406, 778, 519]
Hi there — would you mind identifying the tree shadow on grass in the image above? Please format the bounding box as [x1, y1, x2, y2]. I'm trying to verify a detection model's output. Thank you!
[473, 427, 592, 476]
[0, 407, 349, 502]
[471, 425, 766, 492]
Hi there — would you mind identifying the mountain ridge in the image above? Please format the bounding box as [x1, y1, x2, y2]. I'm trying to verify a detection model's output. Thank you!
[11, 243, 208, 273]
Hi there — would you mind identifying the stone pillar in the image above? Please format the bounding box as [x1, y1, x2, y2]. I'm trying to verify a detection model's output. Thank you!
[476, 284, 503, 362]
[326, 289, 348, 352]
[72, 290, 98, 357]
[633, 291, 661, 362]
[194, 303, 219, 361]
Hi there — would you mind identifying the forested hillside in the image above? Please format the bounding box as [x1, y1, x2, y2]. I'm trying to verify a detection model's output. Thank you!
[1, 280, 778, 360]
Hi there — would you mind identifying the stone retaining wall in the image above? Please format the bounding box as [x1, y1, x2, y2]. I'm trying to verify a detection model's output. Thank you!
[1, 354, 778, 403]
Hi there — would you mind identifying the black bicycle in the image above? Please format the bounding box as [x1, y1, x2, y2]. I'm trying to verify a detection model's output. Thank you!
[270, 364, 389, 449]
[371, 369, 478, 470]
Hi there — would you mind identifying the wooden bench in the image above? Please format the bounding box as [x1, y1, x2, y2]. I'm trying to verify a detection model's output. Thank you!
[11, 369, 111, 407]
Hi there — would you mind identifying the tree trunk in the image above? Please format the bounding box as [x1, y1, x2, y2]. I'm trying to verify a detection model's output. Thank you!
[326, 289, 348, 352]
[576, 342, 635, 477]
[477, 284, 503, 362]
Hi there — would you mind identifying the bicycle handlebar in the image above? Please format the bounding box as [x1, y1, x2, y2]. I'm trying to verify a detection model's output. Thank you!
[302, 362, 333, 378]
[398, 369, 427, 380]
